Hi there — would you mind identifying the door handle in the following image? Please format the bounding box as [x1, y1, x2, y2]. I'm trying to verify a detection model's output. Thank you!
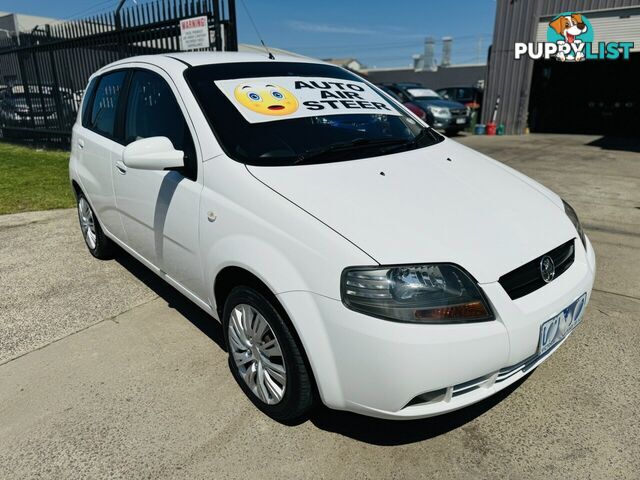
[115, 161, 127, 174]
[77, 139, 84, 149]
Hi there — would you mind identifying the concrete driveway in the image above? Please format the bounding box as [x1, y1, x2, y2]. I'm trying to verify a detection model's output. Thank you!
[1, 134, 639, 479]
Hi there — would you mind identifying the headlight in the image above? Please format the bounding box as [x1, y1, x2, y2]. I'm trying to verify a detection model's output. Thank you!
[563, 200, 586, 248]
[341, 264, 494, 323]
[427, 106, 450, 117]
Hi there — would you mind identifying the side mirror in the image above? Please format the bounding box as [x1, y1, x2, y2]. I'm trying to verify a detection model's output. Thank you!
[122, 136, 184, 171]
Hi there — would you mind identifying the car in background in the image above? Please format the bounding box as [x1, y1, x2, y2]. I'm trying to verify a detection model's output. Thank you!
[377, 85, 426, 121]
[436, 86, 483, 109]
[72, 89, 86, 111]
[381, 82, 469, 136]
[437, 86, 483, 117]
[0, 84, 76, 130]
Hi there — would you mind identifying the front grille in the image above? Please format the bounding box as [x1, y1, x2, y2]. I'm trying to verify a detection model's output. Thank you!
[499, 239, 575, 300]
[450, 108, 467, 116]
[451, 373, 493, 397]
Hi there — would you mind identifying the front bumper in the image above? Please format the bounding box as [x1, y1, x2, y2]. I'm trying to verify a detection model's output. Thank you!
[277, 236, 596, 420]
[431, 115, 469, 130]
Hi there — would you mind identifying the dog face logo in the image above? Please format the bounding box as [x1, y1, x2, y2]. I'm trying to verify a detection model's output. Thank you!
[549, 14, 587, 43]
[234, 83, 299, 116]
[547, 12, 590, 62]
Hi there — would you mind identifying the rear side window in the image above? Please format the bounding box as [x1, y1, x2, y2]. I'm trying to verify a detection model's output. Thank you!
[457, 88, 477, 102]
[80, 78, 98, 127]
[393, 88, 409, 102]
[88, 71, 126, 138]
[124, 70, 197, 180]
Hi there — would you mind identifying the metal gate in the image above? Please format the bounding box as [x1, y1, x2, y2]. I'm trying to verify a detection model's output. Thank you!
[0, 0, 237, 145]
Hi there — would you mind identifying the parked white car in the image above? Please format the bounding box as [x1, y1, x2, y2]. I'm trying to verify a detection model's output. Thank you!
[70, 52, 595, 422]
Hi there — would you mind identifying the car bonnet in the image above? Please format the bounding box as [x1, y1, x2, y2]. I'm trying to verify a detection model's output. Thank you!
[247, 139, 576, 283]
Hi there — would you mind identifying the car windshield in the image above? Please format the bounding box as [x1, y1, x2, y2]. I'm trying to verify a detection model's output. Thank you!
[185, 62, 443, 166]
[405, 88, 441, 100]
[454, 88, 475, 101]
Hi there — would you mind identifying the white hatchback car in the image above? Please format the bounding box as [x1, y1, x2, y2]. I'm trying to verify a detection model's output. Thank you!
[70, 52, 595, 422]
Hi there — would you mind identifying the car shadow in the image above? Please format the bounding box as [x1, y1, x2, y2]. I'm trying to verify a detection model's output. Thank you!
[153, 171, 184, 265]
[113, 247, 226, 352]
[308, 374, 532, 446]
[585, 136, 640, 153]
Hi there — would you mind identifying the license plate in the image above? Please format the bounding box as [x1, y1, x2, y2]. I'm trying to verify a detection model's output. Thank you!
[456, 117, 466, 124]
[538, 293, 587, 355]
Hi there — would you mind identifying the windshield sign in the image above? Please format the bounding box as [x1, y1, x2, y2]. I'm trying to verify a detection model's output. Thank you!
[186, 62, 443, 166]
[215, 76, 401, 124]
[406, 88, 439, 98]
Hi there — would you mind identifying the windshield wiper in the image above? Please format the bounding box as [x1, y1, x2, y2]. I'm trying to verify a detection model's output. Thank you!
[293, 137, 410, 165]
[378, 128, 436, 155]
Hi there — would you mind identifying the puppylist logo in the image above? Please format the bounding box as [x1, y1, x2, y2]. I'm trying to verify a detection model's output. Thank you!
[515, 12, 634, 62]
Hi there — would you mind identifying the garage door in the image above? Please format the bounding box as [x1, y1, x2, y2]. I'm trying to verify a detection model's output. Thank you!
[536, 7, 640, 53]
[528, 52, 640, 136]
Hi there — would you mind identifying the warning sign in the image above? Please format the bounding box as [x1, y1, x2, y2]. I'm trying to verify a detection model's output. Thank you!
[180, 16, 209, 51]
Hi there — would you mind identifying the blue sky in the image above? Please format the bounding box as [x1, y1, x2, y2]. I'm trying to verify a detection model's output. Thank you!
[3, 0, 497, 68]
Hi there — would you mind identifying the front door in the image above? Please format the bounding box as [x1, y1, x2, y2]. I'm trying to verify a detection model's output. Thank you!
[112, 68, 204, 298]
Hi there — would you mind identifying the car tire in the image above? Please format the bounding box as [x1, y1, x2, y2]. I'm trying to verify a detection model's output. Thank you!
[223, 286, 314, 423]
[76, 193, 114, 260]
[445, 128, 460, 137]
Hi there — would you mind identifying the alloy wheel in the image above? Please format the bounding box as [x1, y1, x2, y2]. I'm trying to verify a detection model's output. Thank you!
[228, 304, 287, 405]
[78, 197, 97, 250]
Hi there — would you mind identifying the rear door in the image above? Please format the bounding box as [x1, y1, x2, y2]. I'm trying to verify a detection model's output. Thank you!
[112, 67, 204, 298]
[75, 70, 128, 242]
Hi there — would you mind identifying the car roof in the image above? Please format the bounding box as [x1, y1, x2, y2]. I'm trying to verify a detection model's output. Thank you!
[395, 83, 424, 88]
[165, 51, 323, 66]
[379, 82, 423, 88]
[98, 51, 327, 76]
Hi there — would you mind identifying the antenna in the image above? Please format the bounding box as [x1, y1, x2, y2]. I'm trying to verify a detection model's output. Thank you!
[238, 0, 275, 60]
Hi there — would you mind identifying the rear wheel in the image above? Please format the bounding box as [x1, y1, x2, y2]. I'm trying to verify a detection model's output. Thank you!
[223, 286, 314, 423]
[77, 193, 113, 259]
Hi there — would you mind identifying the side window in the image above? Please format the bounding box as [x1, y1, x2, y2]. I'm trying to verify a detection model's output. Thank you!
[391, 88, 407, 102]
[88, 71, 126, 138]
[124, 70, 197, 180]
[81, 78, 98, 127]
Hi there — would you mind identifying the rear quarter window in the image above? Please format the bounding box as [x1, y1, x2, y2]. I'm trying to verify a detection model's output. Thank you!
[80, 78, 98, 128]
[86, 71, 126, 138]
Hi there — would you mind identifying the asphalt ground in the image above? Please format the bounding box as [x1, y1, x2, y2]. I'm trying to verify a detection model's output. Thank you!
[1, 134, 638, 479]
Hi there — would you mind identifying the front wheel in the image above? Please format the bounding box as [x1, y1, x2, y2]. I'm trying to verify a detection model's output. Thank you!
[223, 287, 314, 423]
[76, 193, 114, 259]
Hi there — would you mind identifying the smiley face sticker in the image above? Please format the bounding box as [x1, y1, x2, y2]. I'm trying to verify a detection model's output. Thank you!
[233, 83, 299, 116]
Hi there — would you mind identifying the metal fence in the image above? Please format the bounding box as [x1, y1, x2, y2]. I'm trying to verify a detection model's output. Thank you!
[0, 0, 237, 145]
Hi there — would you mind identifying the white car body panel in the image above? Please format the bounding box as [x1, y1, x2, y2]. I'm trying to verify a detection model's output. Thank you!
[199, 156, 375, 306]
[69, 52, 596, 420]
[73, 126, 128, 242]
[248, 138, 576, 283]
